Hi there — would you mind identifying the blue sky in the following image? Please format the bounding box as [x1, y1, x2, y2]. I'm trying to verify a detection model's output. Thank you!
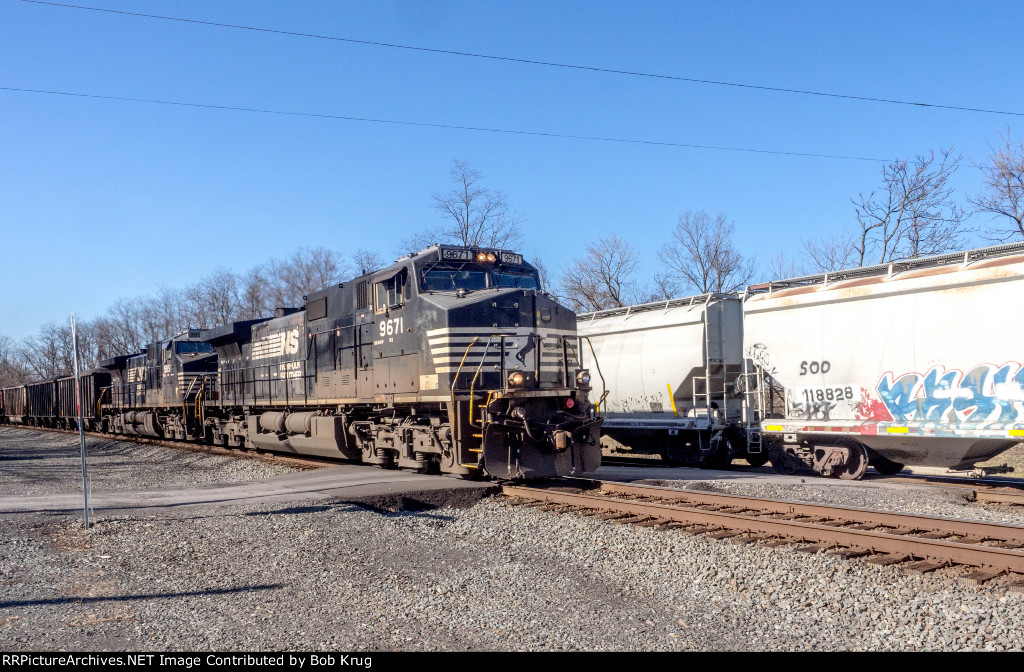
[2, 0, 1023, 339]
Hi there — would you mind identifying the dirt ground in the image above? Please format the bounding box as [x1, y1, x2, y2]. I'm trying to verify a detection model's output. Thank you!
[974, 442, 1024, 476]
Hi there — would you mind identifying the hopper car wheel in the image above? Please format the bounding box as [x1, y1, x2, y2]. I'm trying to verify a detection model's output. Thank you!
[871, 454, 906, 476]
[745, 452, 770, 468]
[770, 449, 800, 475]
[837, 443, 869, 480]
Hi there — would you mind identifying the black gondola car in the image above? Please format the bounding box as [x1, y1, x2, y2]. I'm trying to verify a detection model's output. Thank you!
[55, 370, 113, 430]
[2, 386, 26, 424]
[25, 380, 57, 425]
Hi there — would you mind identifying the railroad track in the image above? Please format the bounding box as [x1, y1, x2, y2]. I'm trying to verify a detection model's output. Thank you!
[8, 425, 335, 471]
[600, 454, 1024, 506]
[502, 480, 1024, 591]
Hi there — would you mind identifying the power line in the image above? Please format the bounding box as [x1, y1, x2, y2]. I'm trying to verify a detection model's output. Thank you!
[0, 85, 894, 163]
[17, 0, 1024, 119]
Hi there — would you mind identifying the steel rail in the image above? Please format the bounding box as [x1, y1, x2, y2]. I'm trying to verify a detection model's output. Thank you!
[591, 481, 1024, 543]
[502, 484, 1024, 574]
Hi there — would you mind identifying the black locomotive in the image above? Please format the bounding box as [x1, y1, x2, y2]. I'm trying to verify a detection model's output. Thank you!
[1, 246, 603, 480]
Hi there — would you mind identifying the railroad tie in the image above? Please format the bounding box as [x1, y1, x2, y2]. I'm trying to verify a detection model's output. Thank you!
[706, 530, 743, 540]
[761, 539, 792, 548]
[634, 518, 670, 528]
[902, 560, 947, 575]
[611, 516, 650, 525]
[889, 527, 921, 535]
[827, 547, 874, 560]
[990, 541, 1024, 549]
[959, 569, 1003, 587]
[817, 520, 848, 527]
[594, 512, 632, 521]
[865, 553, 910, 566]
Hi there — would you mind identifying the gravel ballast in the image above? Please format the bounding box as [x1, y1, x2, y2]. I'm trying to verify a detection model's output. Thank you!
[0, 427, 298, 496]
[650, 477, 1024, 525]
[1, 428, 1023, 651]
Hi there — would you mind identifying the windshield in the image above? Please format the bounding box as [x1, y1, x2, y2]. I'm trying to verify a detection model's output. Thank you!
[175, 341, 214, 354]
[422, 269, 489, 292]
[493, 272, 539, 289]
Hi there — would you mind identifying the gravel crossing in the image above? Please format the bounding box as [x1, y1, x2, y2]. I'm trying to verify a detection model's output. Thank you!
[1, 428, 1022, 651]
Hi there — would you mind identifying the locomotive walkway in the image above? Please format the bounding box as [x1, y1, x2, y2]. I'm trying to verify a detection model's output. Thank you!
[0, 464, 496, 514]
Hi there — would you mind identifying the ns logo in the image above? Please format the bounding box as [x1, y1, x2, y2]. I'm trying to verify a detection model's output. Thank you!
[280, 327, 300, 356]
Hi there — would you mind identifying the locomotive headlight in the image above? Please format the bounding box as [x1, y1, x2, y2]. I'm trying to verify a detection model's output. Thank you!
[486, 252, 496, 262]
[477, 252, 488, 262]
[508, 371, 524, 387]
[576, 370, 591, 385]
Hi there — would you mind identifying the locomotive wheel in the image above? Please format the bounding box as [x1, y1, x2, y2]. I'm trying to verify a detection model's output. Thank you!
[837, 443, 869, 480]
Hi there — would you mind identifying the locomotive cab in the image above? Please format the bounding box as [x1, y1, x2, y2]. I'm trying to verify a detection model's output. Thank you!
[101, 330, 216, 439]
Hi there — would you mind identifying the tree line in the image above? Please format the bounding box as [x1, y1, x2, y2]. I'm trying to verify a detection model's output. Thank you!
[560, 130, 1024, 312]
[3, 130, 1022, 385]
[0, 247, 384, 386]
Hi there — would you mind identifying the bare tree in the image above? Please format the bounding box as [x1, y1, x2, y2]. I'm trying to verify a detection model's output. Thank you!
[559, 234, 646, 312]
[801, 234, 857, 273]
[970, 130, 1024, 242]
[655, 211, 756, 296]
[95, 297, 144, 358]
[852, 148, 968, 265]
[238, 265, 272, 320]
[269, 247, 349, 307]
[20, 321, 74, 379]
[530, 255, 550, 291]
[0, 335, 30, 387]
[352, 248, 385, 276]
[185, 268, 240, 328]
[402, 160, 524, 253]
[765, 250, 809, 280]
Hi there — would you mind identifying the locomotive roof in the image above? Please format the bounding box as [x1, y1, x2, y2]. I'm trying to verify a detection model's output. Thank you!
[305, 244, 537, 304]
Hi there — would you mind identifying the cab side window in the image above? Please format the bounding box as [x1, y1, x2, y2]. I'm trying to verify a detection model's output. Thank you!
[374, 270, 407, 313]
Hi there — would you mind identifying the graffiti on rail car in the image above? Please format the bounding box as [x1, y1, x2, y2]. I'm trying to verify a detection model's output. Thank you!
[872, 362, 1024, 426]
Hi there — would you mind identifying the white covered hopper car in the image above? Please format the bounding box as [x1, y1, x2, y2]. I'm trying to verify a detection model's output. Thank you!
[577, 294, 765, 467]
[744, 242, 1024, 479]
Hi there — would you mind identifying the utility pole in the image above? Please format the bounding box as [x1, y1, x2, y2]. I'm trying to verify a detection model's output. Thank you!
[71, 313, 90, 529]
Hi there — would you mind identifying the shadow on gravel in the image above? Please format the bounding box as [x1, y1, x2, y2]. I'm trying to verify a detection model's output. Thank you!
[0, 583, 284, 609]
[346, 487, 499, 514]
[242, 504, 342, 517]
[240, 499, 462, 520]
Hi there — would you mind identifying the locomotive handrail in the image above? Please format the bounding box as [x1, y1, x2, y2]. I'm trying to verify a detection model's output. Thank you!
[467, 335, 494, 428]
[579, 336, 608, 413]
